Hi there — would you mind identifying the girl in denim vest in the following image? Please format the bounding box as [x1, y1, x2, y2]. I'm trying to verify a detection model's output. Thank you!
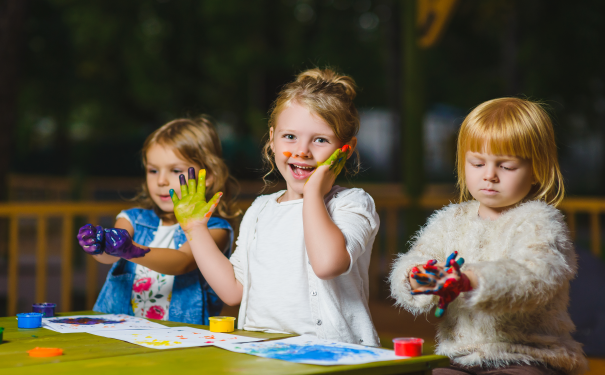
[77, 116, 240, 324]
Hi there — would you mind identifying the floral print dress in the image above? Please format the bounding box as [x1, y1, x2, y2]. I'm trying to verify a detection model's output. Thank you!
[127, 220, 179, 321]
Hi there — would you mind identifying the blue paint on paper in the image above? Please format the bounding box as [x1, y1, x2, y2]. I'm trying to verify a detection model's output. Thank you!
[246, 343, 380, 362]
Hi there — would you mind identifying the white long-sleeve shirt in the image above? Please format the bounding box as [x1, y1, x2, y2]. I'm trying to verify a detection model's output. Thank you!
[389, 200, 588, 374]
[230, 186, 380, 346]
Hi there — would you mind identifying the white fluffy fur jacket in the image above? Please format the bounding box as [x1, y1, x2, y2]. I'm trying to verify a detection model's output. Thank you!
[389, 200, 588, 374]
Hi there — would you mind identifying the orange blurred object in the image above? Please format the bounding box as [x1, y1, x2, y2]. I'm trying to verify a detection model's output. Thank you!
[27, 347, 63, 357]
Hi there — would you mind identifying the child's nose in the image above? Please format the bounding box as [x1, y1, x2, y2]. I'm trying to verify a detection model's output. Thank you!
[483, 167, 498, 182]
[157, 172, 169, 186]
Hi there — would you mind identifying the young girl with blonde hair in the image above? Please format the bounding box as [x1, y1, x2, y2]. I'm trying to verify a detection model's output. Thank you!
[390, 98, 588, 374]
[171, 68, 381, 346]
[77, 116, 239, 324]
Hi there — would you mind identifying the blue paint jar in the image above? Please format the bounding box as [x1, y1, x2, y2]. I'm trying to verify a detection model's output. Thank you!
[33, 303, 56, 317]
[16, 313, 43, 329]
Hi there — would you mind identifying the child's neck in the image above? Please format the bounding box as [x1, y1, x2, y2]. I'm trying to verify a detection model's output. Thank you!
[278, 188, 304, 203]
[161, 215, 177, 226]
[477, 201, 520, 220]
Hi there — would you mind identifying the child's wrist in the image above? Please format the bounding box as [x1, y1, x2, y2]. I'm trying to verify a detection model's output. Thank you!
[184, 225, 208, 242]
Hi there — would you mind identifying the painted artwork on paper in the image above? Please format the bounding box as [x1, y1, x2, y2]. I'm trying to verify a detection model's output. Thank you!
[88, 327, 264, 350]
[214, 335, 403, 365]
[42, 314, 168, 333]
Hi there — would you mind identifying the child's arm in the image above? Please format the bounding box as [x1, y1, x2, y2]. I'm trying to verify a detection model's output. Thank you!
[171, 168, 243, 306]
[389, 207, 456, 315]
[302, 147, 352, 280]
[461, 206, 576, 314]
[77, 218, 230, 275]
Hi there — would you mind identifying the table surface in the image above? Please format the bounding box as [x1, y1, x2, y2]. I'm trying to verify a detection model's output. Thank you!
[0, 311, 449, 375]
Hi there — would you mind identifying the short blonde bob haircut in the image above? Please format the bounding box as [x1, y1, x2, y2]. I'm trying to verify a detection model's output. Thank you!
[262, 68, 360, 184]
[456, 97, 565, 207]
[136, 116, 241, 221]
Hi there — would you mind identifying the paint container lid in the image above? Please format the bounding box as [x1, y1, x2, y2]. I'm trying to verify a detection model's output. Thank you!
[27, 347, 63, 357]
[208, 316, 236, 321]
[32, 303, 56, 308]
[17, 313, 43, 329]
[392, 338, 424, 344]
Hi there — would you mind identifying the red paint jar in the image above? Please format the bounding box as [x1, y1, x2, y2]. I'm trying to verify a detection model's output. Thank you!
[392, 338, 424, 357]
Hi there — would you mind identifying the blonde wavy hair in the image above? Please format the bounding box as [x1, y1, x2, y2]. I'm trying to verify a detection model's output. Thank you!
[262, 68, 360, 184]
[456, 97, 565, 207]
[136, 116, 241, 221]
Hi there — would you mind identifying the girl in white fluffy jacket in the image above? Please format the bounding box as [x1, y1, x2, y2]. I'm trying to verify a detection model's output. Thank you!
[390, 98, 588, 375]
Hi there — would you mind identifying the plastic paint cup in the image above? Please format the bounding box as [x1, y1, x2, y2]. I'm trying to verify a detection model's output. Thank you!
[392, 337, 424, 357]
[27, 347, 63, 357]
[0, 327, 4, 343]
[32, 303, 56, 317]
[208, 316, 236, 333]
[16, 313, 43, 329]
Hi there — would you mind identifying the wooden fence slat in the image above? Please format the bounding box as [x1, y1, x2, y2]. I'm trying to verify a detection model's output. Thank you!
[86, 215, 99, 309]
[36, 215, 48, 303]
[8, 215, 19, 316]
[61, 214, 74, 312]
[591, 211, 601, 258]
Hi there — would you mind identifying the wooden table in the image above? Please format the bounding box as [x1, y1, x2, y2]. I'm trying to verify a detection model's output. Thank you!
[0, 311, 449, 374]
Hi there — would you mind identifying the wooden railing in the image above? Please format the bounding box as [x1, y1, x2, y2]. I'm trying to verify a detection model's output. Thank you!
[1, 197, 604, 316]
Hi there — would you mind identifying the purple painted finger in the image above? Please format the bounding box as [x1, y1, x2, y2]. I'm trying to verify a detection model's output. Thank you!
[188, 167, 196, 180]
[103, 228, 150, 259]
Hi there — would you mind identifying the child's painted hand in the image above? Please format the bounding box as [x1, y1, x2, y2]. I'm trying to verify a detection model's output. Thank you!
[410, 251, 472, 317]
[77, 224, 105, 255]
[171, 167, 222, 235]
[303, 145, 350, 196]
[103, 228, 150, 259]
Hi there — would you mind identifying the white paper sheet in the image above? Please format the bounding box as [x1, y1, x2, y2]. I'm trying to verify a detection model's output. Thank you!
[214, 335, 405, 365]
[42, 314, 168, 333]
[88, 326, 265, 349]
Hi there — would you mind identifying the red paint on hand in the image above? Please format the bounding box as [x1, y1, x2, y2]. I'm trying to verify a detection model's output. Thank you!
[341, 145, 351, 152]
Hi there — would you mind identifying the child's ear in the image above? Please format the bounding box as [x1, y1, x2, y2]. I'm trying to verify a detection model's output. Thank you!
[269, 127, 275, 153]
[345, 137, 357, 160]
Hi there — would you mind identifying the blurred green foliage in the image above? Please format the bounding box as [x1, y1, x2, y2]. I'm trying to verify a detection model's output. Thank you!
[12, 0, 605, 194]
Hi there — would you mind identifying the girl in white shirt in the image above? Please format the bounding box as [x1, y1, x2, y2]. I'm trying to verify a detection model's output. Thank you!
[170, 68, 381, 346]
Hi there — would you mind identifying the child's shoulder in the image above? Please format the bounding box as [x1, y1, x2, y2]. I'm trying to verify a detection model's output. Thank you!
[119, 207, 159, 226]
[507, 200, 566, 228]
[427, 200, 479, 223]
[207, 216, 232, 230]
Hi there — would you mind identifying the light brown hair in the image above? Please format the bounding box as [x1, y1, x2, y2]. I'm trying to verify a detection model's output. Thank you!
[136, 116, 241, 221]
[262, 68, 360, 184]
[456, 97, 565, 206]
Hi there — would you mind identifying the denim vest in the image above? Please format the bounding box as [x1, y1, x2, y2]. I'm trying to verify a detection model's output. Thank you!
[93, 208, 233, 325]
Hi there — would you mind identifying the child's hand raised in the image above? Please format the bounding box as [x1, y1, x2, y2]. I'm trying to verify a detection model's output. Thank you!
[304, 145, 350, 196]
[171, 167, 222, 236]
[410, 251, 472, 317]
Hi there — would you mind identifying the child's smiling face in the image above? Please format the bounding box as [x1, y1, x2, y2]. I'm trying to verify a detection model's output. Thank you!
[270, 102, 343, 199]
[465, 150, 535, 219]
[146, 143, 202, 214]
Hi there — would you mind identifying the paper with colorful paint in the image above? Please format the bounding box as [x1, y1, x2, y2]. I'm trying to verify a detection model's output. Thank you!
[88, 327, 264, 350]
[42, 314, 168, 333]
[214, 335, 403, 365]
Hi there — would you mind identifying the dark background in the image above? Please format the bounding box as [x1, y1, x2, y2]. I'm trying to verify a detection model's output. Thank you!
[2, 0, 605, 196]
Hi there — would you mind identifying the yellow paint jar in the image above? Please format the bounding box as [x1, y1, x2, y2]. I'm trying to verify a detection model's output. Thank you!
[209, 316, 236, 333]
